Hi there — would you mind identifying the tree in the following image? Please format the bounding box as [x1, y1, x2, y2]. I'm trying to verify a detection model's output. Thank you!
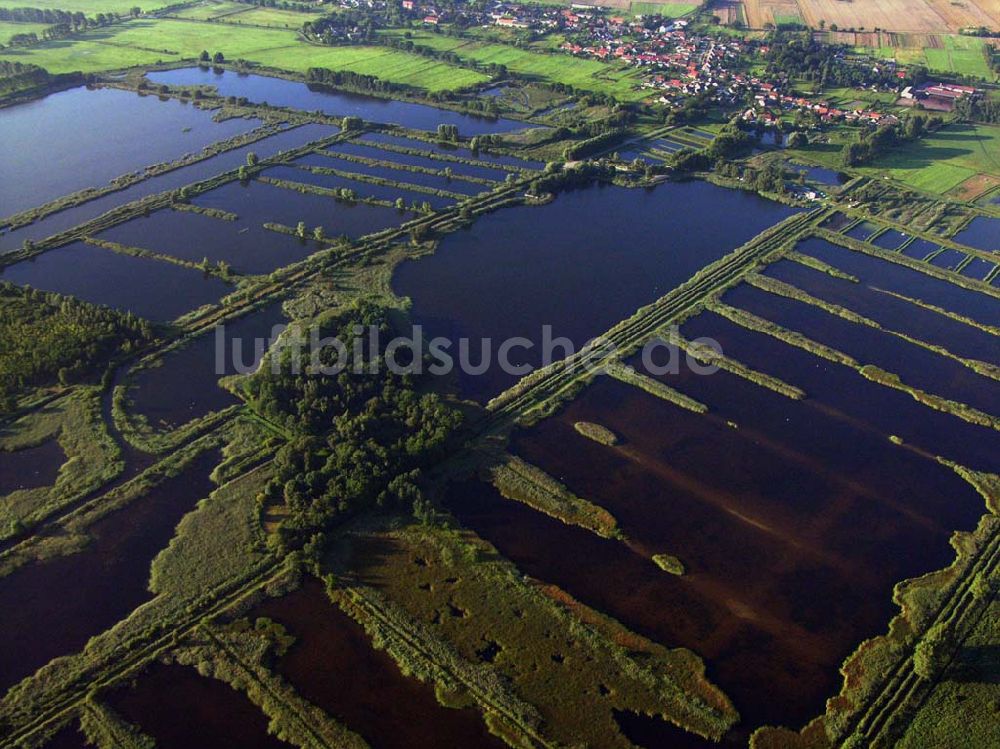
[913, 623, 953, 681]
[971, 571, 993, 600]
[341, 116, 362, 131]
[787, 131, 808, 148]
[238, 165, 248, 181]
[246, 152, 258, 166]
[213, 51, 224, 64]
[199, 50, 210, 62]
[436, 123, 458, 141]
[296, 221, 307, 239]
[313, 226, 324, 242]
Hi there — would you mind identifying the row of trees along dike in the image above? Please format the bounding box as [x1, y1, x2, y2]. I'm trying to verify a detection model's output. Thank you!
[241, 300, 463, 557]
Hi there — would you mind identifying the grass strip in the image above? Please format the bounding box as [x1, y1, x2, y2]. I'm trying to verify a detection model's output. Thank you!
[489, 453, 622, 540]
[605, 361, 708, 414]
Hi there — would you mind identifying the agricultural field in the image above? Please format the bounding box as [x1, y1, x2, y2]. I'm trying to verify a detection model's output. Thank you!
[740, 0, 1000, 32]
[628, 0, 699, 17]
[216, 6, 327, 28]
[841, 33, 999, 80]
[167, 1, 247, 22]
[923, 34, 995, 78]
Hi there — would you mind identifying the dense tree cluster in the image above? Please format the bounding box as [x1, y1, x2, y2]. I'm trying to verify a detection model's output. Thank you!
[0, 60, 50, 95]
[764, 32, 904, 89]
[0, 281, 156, 411]
[840, 115, 941, 167]
[306, 66, 413, 96]
[303, 10, 377, 45]
[955, 94, 1000, 124]
[245, 301, 462, 552]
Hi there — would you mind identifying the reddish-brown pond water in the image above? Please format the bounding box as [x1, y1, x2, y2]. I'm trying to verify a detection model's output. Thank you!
[447, 366, 987, 738]
[249, 578, 505, 749]
[105, 662, 291, 748]
[0, 449, 219, 693]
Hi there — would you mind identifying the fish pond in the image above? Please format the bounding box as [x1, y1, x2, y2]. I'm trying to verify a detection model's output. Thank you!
[0, 85, 259, 218]
[0, 449, 219, 693]
[0, 123, 338, 254]
[0, 241, 233, 321]
[146, 67, 531, 135]
[393, 181, 798, 400]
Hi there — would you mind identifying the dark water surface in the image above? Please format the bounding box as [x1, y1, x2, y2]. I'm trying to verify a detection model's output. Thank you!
[127, 301, 287, 429]
[952, 216, 999, 252]
[0, 124, 337, 253]
[393, 181, 798, 401]
[0, 86, 258, 217]
[106, 662, 291, 749]
[40, 723, 88, 749]
[194, 179, 405, 238]
[0, 439, 65, 496]
[0, 241, 233, 321]
[0, 449, 219, 693]
[795, 237, 1000, 327]
[358, 130, 544, 169]
[448, 369, 985, 735]
[146, 68, 531, 135]
[96, 202, 326, 275]
[328, 140, 513, 182]
[681, 311, 1000, 470]
[722, 282, 1000, 416]
[249, 578, 505, 749]
[295, 152, 486, 196]
[265, 163, 456, 211]
[761, 259, 1000, 364]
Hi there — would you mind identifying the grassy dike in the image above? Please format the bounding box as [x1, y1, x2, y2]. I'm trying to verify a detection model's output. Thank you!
[324, 139, 535, 175]
[745, 273, 1000, 382]
[0, 128, 354, 270]
[0, 118, 288, 233]
[310, 148, 500, 187]
[79, 700, 156, 749]
[0, 429, 225, 579]
[605, 361, 708, 414]
[0, 455, 283, 748]
[815, 228, 1000, 302]
[292, 164, 472, 201]
[166, 622, 370, 749]
[869, 287, 1000, 339]
[488, 452, 622, 540]
[662, 328, 807, 401]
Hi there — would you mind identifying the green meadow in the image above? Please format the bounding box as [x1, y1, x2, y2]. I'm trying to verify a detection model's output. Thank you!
[380, 30, 649, 100]
[629, 3, 698, 18]
[0, 0, 175, 13]
[856, 35, 995, 80]
[0, 20, 50, 44]
[861, 123, 1000, 195]
[0, 18, 486, 91]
